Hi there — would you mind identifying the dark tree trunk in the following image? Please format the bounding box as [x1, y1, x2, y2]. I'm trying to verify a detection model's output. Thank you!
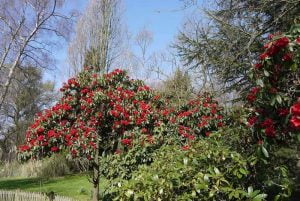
[92, 135, 100, 201]
[92, 162, 100, 201]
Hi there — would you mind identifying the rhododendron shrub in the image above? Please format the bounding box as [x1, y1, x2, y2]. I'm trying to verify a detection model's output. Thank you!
[166, 93, 226, 147]
[246, 27, 300, 143]
[18, 68, 167, 200]
[18, 68, 166, 161]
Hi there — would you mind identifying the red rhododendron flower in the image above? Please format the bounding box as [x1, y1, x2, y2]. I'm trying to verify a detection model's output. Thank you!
[264, 42, 271, 49]
[71, 149, 77, 156]
[247, 94, 256, 103]
[153, 95, 160, 100]
[277, 108, 289, 116]
[110, 110, 119, 118]
[290, 116, 300, 129]
[120, 120, 130, 126]
[81, 88, 89, 94]
[250, 87, 260, 95]
[282, 53, 293, 61]
[291, 102, 300, 116]
[197, 121, 208, 128]
[259, 52, 269, 60]
[141, 128, 148, 134]
[121, 138, 132, 146]
[205, 132, 211, 137]
[89, 142, 96, 149]
[247, 116, 258, 126]
[37, 135, 44, 141]
[181, 145, 189, 151]
[265, 126, 276, 137]
[47, 130, 56, 138]
[37, 127, 44, 134]
[19, 145, 30, 151]
[51, 146, 59, 152]
[274, 36, 289, 48]
[261, 118, 274, 128]
[29, 139, 36, 146]
[296, 37, 300, 44]
[267, 45, 280, 56]
[254, 63, 262, 69]
[188, 135, 195, 140]
[162, 109, 169, 116]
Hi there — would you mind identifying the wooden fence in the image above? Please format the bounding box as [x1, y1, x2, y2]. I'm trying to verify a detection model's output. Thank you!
[0, 190, 77, 201]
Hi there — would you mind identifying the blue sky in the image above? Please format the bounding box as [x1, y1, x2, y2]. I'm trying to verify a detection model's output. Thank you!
[48, 0, 199, 86]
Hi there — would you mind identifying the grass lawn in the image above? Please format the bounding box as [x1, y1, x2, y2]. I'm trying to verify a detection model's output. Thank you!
[0, 174, 107, 201]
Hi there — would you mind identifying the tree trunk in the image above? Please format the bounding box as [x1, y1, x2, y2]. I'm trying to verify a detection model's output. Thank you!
[92, 163, 100, 201]
[92, 135, 100, 201]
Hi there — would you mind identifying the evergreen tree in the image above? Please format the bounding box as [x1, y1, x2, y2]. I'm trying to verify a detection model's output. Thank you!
[175, 0, 300, 95]
[160, 68, 193, 105]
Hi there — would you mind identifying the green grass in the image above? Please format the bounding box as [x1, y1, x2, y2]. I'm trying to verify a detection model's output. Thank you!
[0, 174, 107, 201]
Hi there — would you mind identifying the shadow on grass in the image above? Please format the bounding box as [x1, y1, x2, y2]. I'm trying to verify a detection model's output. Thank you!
[0, 177, 46, 190]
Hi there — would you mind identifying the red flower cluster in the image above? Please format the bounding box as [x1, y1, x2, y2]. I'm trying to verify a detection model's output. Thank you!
[290, 101, 300, 129]
[247, 32, 300, 143]
[260, 36, 289, 60]
[174, 94, 225, 143]
[247, 115, 258, 126]
[260, 118, 276, 137]
[247, 87, 260, 103]
[121, 138, 132, 146]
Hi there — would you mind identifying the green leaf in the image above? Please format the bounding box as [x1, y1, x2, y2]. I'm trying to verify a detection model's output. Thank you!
[204, 174, 210, 182]
[297, 133, 300, 142]
[291, 62, 297, 71]
[214, 167, 220, 175]
[270, 97, 276, 106]
[274, 195, 280, 201]
[261, 146, 269, 158]
[183, 157, 188, 165]
[248, 186, 253, 195]
[253, 193, 267, 201]
[239, 168, 247, 175]
[256, 79, 264, 87]
[249, 71, 254, 79]
[276, 95, 282, 104]
[263, 70, 270, 77]
[209, 191, 215, 197]
[125, 190, 134, 197]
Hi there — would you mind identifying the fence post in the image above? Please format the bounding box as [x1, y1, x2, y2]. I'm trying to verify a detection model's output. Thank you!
[46, 191, 56, 201]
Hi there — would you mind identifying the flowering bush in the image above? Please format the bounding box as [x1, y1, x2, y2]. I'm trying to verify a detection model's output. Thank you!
[18, 68, 166, 161]
[166, 93, 226, 147]
[246, 27, 300, 143]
